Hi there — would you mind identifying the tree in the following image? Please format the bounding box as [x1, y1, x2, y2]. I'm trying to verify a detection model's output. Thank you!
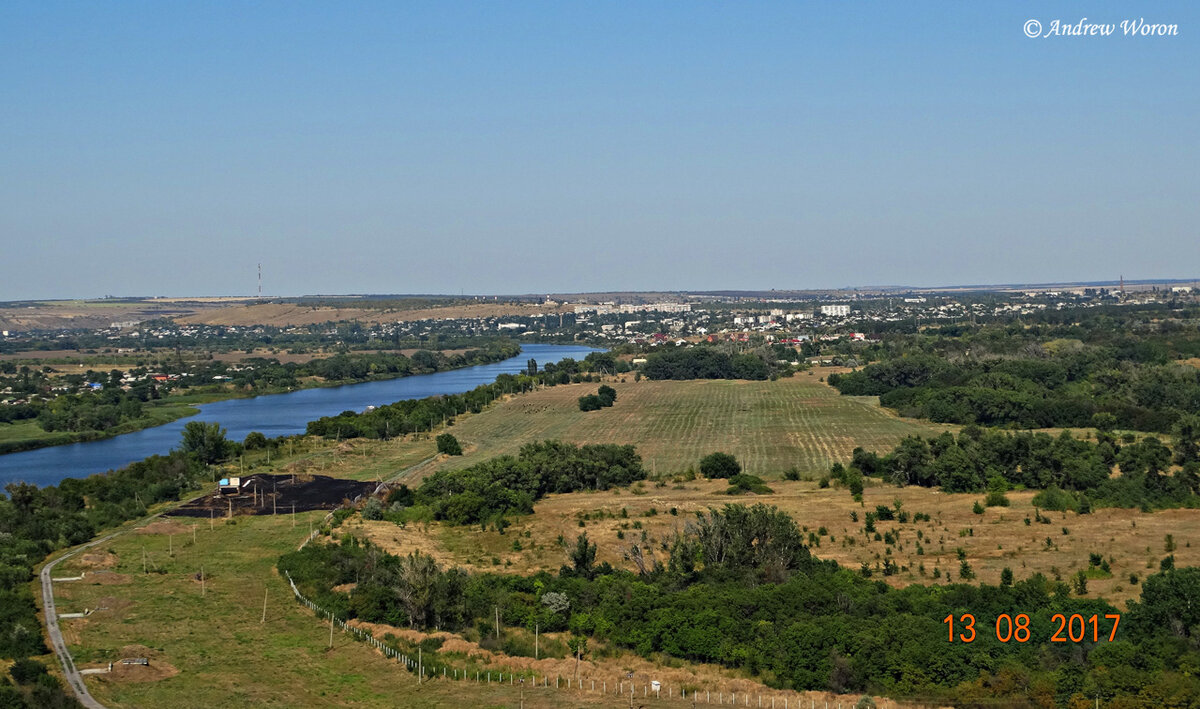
[569, 533, 596, 578]
[243, 431, 268, 450]
[700, 452, 741, 479]
[180, 421, 230, 464]
[1130, 567, 1200, 638]
[541, 591, 570, 614]
[526, 359, 538, 376]
[597, 385, 617, 407]
[1073, 570, 1088, 595]
[1172, 414, 1200, 465]
[395, 552, 439, 628]
[1092, 412, 1118, 433]
[436, 433, 462, 456]
[578, 394, 603, 412]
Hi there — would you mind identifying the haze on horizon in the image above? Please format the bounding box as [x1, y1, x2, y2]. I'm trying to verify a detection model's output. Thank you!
[1, 1, 1197, 301]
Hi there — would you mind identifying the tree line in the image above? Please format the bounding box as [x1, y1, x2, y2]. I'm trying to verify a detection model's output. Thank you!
[408, 440, 645, 526]
[827, 331, 1200, 433]
[641, 346, 774, 380]
[833, 423, 1200, 511]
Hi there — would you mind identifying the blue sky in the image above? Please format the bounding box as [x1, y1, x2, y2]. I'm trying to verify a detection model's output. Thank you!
[1, 2, 1196, 299]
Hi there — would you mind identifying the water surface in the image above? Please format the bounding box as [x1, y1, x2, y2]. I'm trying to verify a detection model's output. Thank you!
[0, 343, 597, 487]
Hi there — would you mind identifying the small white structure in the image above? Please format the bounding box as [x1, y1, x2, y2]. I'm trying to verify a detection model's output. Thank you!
[821, 304, 851, 317]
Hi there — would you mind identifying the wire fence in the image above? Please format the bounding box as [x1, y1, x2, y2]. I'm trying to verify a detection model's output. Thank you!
[281, 570, 914, 708]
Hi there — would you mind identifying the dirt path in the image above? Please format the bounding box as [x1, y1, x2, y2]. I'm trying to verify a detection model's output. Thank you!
[40, 533, 117, 709]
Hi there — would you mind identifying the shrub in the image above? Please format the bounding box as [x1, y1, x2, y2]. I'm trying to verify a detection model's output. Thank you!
[436, 433, 463, 456]
[578, 394, 603, 411]
[9, 658, 49, 685]
[1031, 485, 1076, 512]
[700, 452, 741, 479]
[726, 474, 774, 495]
[985, 491, 1010, 507]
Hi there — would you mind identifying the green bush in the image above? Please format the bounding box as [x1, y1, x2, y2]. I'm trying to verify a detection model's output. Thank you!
[726, 474, 774, 495]
[700, 452, 741, 479]
[436, 432, 463, 455]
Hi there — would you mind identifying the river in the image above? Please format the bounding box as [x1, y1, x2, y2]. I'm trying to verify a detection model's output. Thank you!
[0, 343, 599, 487]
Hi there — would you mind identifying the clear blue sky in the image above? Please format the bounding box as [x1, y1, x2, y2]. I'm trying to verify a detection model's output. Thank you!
[1, 1, 1197, 299]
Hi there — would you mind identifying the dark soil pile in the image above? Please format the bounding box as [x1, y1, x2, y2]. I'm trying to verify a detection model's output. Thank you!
[170, 473, 374, 517]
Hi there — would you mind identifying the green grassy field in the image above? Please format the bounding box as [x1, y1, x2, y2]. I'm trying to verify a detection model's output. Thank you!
[274, 371, 946, 488]
[418, 371, 945, 479]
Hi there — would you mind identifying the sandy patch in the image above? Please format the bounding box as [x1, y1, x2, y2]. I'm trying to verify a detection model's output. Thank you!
[86, 570, 131, 586]
[137, 520, 190, 536]
[78, 551, 118, 570]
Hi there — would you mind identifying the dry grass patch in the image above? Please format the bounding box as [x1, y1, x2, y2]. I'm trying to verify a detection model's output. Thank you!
[349, 480, 1200, 606]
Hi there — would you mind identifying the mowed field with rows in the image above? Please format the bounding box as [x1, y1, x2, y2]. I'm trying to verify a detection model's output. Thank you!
[411, 369, 946, 479]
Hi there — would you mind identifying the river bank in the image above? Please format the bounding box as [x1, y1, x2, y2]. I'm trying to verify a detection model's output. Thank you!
[0, 343, 600, 487]
[0, 345, 527, 456]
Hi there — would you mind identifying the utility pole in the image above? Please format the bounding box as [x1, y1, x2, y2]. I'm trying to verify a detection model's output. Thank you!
[201, 566, 205, 596]
[494, 606, 500, 638]
[535, 622, 539, 660]
[142, 546, 146, 574]
[328, 613, 334, 648]
[261, 587, 268, 624]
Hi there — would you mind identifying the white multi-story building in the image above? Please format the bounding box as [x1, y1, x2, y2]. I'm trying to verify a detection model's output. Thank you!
[821, 304, 851, 317]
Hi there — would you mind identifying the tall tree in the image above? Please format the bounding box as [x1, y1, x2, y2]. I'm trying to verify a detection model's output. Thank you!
[180, 421, 230, 465]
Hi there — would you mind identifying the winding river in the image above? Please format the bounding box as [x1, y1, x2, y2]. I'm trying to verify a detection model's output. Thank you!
[0, 343, 598, 487]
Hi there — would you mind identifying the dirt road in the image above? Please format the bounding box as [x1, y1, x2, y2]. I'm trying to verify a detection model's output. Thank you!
[40, 533, 115, 709]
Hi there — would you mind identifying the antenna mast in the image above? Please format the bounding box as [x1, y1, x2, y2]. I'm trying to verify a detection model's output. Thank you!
[258, 263, 262, 299]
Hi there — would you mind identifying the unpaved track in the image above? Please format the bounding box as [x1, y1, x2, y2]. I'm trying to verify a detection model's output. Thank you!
[41, 533, 116, 709]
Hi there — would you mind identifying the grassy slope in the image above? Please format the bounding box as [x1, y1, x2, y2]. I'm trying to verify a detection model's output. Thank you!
[435, 371, 943, 477]
[301, 369, 946, 484]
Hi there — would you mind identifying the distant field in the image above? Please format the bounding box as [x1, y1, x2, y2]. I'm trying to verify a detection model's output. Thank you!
[175, 301, 571, 327]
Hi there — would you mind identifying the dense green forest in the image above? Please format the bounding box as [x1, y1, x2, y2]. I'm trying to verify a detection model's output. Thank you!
[281, 502, 1200, 706]
[641, 346, 779, 380]
[827, 310, 1200, 432]
[830, 423, 1200, 511]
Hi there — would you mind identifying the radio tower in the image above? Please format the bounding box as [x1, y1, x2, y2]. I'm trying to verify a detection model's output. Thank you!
[258, 263, 262, 300]
[1119, 274, 1125, 299]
